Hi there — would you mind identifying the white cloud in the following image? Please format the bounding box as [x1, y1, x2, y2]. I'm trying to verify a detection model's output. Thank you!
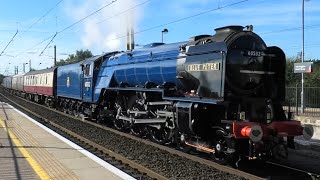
[63, 0, 143, 51]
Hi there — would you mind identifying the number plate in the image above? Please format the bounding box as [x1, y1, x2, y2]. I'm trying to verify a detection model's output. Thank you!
[245, 50, 262, 57]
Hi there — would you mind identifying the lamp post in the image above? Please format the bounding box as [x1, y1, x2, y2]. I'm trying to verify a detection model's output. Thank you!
[161, 28, 168, 43]
[23, 63, 28, 73]
[301, 0, 310, 113]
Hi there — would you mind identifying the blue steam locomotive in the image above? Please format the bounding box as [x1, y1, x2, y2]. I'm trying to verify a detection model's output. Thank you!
[3, 25, 304, 164]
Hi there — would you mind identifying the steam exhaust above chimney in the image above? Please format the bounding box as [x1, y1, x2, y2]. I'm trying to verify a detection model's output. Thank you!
[126, 26, 134, 50]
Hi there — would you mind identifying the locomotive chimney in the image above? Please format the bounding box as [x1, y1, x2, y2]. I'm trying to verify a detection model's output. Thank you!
[126, 26, 135, 50]
[246, 25, 253, 32]
[214, 25, 244, 35]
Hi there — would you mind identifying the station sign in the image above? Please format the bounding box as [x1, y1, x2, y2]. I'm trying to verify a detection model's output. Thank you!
[294, 62, 313, 73]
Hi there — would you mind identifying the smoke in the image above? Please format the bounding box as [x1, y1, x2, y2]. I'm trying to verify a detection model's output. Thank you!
[64, 0, 142, 51]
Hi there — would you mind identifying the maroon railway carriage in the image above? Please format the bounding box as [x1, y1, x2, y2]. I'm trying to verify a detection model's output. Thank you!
[23, 67, 57, 105]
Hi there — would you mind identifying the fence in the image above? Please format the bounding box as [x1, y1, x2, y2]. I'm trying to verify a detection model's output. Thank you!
[283, 86, 320, 117]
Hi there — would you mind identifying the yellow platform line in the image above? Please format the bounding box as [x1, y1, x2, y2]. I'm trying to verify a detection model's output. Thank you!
[0, 117, 50, 180]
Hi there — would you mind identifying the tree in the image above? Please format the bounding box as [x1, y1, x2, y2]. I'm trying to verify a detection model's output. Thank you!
[304, 60, 320, 87]
[56, 49, 93, 66]
[286, 55, 301, 87]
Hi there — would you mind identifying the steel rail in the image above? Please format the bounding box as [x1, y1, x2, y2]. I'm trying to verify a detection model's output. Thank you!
[266, 161, 319, 180]
[0, 92, 167, 180]
[0, 90, 264, 179]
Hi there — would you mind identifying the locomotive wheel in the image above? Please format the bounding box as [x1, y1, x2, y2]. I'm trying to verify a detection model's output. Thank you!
[113, 94, 128, 131]
[130, 124, 145, 137]
[129, 104, 146, 137]
[113, 118, 125, 131]
[63, 108, 68, 114]
[149, 126, 171, 145]
[73, 110, 80, 118]
[212, 136, 229, 165]
[177, 135, 191, 153]
[73, 103, 82, 118]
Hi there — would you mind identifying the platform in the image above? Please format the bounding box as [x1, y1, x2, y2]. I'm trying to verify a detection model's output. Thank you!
[0, 102, 135, 180]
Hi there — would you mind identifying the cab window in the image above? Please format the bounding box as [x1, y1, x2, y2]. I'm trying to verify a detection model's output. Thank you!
[85, 64, 91, 76]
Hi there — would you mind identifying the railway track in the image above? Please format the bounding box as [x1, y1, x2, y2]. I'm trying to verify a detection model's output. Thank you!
[1, 89, 319, 180]
[0, 96, 161, 180]
[0, 90, 246, 180]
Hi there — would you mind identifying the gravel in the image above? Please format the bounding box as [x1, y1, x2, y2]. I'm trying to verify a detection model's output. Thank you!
[0, 91, 244, 180]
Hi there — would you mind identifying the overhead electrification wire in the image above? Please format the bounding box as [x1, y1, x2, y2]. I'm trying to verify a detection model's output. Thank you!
[15, 34, 55, 57]
[0, 30, 18, 56]
[55, 0, 150, 41]
[96, 0, 151, 24]
[103, 0, 249, 42]
[25, 0, 64, 32]
[16, 0, 118, 57]
[261, 24, 320, 35]
[19, 0, 245, 57]
[39, 32, 57, 56]
[57, 0, 118, 34]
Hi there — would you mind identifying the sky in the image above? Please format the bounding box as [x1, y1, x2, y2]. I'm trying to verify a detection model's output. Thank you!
[0, 0, 319, 75]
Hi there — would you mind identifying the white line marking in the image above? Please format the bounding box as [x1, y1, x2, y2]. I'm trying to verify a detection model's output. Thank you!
[6, 103, 136, 180]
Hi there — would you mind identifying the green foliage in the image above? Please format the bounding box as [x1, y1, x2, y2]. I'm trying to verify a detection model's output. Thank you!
[286, 54, 320, 87]
[304, 60, 320, 87]
[286, 55, 301, 86]
[56, 49, 93, 66]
